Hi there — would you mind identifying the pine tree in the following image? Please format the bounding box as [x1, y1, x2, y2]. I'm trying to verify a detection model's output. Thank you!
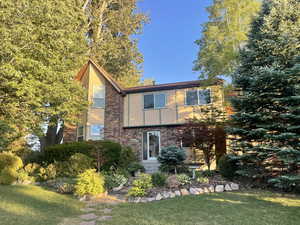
[84, 0, 148, 87]
[194, 0, 261, 80]
[0, 0, 89, 150]
[229, 0, 300, 190]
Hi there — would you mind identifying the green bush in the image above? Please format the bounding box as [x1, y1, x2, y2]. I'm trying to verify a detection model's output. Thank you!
[151, 172, 167, 187]
[127, 173, 153, 197]
[0, 152, 23, 171]
[218, 154, 238, 179]
[158, 146, 186, 173]
[104, 172, 128, 190]
[176, 174, 192, 186]
[16, 169, 35, 184]
[195, 172, 209, 184]
[201, 170, 216, 177]
[119, 146, 137, 168]
[67, 153, 93, 177]
[0, 152, 23, 185]
[75, 169, 105, 197]
[268, 175, 300, 193]
[127, 162, 145, 176]
[38, 164, 57, 181]
[24, 163, 40, 176]
[44, 142, 93, 164]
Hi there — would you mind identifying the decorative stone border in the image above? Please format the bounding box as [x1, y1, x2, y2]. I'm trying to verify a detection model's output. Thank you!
[128, 182, 239, 203]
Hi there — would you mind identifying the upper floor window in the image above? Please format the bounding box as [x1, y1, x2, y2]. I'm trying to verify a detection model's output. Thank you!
[92, 85, 105, 108]
[144, 93, 166, 109]
[90, 124, 104, 140]
[186, 89, 211, 106]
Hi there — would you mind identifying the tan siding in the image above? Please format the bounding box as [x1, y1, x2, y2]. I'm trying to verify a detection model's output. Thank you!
[124, 85, 224, 127]
[123, 96, 129, 127]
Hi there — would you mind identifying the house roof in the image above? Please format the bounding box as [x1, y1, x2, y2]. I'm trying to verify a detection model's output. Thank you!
[75, 60, 223, 95]
[75, 59, 123, 93]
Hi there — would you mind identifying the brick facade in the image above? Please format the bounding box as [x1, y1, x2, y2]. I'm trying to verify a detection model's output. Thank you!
[63, 124, 77, 143]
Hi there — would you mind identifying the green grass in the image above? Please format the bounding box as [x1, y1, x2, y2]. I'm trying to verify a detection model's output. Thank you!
[0, 185, 83, 225]
[94, 190, 300, 225]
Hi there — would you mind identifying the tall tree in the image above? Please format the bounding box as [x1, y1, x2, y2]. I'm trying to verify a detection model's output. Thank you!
[229, 0, 300, 190]
[0, 0, 89, 150]
[84, 0, 148, 87]
[194, 0, 261, 80]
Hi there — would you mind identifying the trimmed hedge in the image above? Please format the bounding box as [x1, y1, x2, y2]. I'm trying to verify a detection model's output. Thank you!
[218, 154, 239, 179]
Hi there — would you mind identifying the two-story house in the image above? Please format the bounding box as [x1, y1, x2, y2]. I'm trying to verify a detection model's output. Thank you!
[64, 60, 225, 172]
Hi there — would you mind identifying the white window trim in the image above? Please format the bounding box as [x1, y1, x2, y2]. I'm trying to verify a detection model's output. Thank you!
[92, 85, 105, 108]
[185, 88, 212, 106]
[143, 93, 167, 110]
[142, 130, 161, 161]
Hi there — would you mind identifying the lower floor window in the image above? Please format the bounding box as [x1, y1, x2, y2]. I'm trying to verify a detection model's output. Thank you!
[77, 126, 84, 141]
[90, 124, 104, 140]
[143, 131, 161, 160]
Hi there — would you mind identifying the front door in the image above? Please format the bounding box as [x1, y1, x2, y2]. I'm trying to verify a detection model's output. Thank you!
[143, 131, 161, 160]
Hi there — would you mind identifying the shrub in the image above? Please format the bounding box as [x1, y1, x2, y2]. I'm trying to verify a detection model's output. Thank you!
[127, 162, 145, 176]
[218, 154, 239, 179]
[75, 169, 105, 196]
[158, 146, 186, 173]
[176, 174, 192, 186]
[56, 183, 75, 194]
[0, 152, 23, 185]
[38, 164, 57, 181]
[68, 153, 93, 177]
[268, 175, 300, 193]
[195, 173, 209, 184]
[201, 170, 216, 177]
[44, 142, 93, 164]
[104, 172, 128, 190]
[0, 152, 23, 171]
[127, 173, 153, 197]
[151, 172, 167, 187]
[24, 163, 40, 176]
[16, 169, 35, 184]
[119, 146, 137, 168]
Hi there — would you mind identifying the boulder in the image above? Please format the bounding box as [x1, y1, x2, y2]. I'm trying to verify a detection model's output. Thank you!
[174, 190, 181, 196]
[134, 197, 141, 203]
[195, 188, 204, 194]
[224, 184, 232, 191]
[215, 185, 224, 193]
[147, 197, 155, 202]
[230, 183, 239, 191]
[155, 193, 163, 201]
[169, 192, 176, 198]
[162, 191, 170, 199]
[180, 189, 189, 196]
[208, 185, 215, 192]
[203, 187, 210, 193]
[189, 188, 199, 195]
[166, 175, 180, 189]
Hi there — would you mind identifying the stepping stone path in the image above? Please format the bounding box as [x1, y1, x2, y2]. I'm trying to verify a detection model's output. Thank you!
[98, 216, 113, 221]
[80, 221, 96, 225]
[80, 213, 98, 221]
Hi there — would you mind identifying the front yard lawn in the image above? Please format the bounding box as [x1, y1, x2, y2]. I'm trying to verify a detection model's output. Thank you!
[0, 185, 83, 225]
[0, 185, 299, 225]
[93, 190, 300, 225]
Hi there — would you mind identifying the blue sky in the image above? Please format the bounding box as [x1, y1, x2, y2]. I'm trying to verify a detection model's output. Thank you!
[137, 0, 212, 84]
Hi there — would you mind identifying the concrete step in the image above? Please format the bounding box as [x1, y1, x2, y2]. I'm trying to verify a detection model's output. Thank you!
[142, 161, 160, 174]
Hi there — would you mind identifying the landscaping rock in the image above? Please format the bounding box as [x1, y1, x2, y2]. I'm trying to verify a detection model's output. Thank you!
[80, 213, 98, 221]
[231, 183, 239, 191]
[196, 188, 204, 194]
[79, 195, 87, 202]
[203, 187, 210, 193]
[215, 185, 224, 193]
[189, 188, 199, 195]
[180, 189, 189, 196]
[162, 191, 170, 199]
[166, 175, 180, 188]
[225, 184, 232, 191]
[102, 208, 112, 214]
[209, 185, 215, 192]
[80, 208, 95, 213]
[80, 221, 96, 225]
[112, 184, 124, 192]
[97, 216, 113, 221]
[147, 197, 155, 202]
[174, 190, 181, 196]
[169, 192, 176, 198]
[134, 197, 141, 203]
[156, 193, 163, 201]
[141, 198, 148, 203]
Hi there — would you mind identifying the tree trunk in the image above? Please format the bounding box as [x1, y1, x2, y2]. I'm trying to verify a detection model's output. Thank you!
[40, 118, 64, 151]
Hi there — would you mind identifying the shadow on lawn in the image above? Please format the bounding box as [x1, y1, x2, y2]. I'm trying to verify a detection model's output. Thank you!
[0, 185, 81, 225]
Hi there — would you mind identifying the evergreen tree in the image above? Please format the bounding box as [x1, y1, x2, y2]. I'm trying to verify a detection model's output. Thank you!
[194, 0, 261, 80]
[229, 0, 300, 190]
[0, 0, 89, 150]
[84, 0, 148, 87]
